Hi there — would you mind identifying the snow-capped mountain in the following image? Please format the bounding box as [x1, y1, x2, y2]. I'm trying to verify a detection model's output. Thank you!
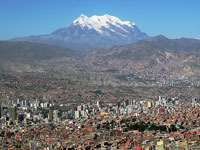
[12, 14, 149, 50]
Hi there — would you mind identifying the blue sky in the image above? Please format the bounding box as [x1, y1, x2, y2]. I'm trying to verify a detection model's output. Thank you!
[0, 0, 200, 40]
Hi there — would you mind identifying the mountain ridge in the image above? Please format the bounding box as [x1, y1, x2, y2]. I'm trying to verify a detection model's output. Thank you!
[11, 14, 149, 50]
[2, 35, 200, 87]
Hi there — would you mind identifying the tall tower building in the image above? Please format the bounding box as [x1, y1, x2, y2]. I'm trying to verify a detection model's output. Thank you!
[0, 104, 1, 118]
[9, 106, 17, 121]
[48, 108, 53, 121]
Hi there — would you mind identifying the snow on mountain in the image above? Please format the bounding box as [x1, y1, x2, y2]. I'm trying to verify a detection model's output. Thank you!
[72, 14, 135, 34]
[12, 14, 149, 50]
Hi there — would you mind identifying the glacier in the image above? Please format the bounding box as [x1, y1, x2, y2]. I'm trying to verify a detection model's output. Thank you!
[12, 14, 149, 50]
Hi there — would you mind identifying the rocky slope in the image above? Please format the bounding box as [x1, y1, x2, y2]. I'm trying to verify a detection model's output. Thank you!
[1, 35, 200, 87]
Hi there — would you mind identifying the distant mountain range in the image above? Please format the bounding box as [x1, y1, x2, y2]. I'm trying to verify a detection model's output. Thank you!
[12, 14, 149, 50]
[83, 35, 200, 76]
[1, 35, 200, 87]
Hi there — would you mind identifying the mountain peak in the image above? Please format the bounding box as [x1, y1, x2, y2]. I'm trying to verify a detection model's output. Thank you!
[72, 14, 136, 34]
[73, 14, 89, 26]
[104, 14, 111, 17]
[12, 14, 149, 50]
[80, 14, 88, 18]
[77, 14, 89, 20]
[153, 35, 168, 39]
[147, 35, 169, 42]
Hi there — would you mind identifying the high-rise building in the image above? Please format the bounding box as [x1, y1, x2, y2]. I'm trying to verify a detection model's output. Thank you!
[77, 105, 83, 111]
[75, 110, 81, 119]
[53, 110, 59, 122]
[0, 104, 1, 118]
[48, 109, 53, 121]
[9, 106, 17, 121]
[97, 101, 102, 107]
[17, 113, 24, 122]
[123, 99, 129, 107]
[117, 101, 121, 108]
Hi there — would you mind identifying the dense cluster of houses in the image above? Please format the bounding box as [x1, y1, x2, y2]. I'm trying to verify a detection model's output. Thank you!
[0, 96, 200, 149]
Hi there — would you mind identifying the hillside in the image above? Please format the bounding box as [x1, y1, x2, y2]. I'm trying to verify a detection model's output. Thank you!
[78, 35, 200, 86]
[1, 36, 200, 87]
[0, 73, 199, 103]
[0, 41, 80, 72]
